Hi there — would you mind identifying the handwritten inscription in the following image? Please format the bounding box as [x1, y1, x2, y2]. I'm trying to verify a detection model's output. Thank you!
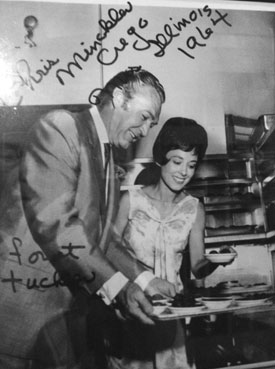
[127, 7, 231, 59]
[0, 3, 232, 107]
[55, 1, 133, 85]
[16, 58, 60, 91]
[60, 4, 231, 105]
[55, 3, 231, 88]
[1, 237, 96, 293]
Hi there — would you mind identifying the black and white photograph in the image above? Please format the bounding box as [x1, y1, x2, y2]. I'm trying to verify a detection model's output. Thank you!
[0, 0, 275, 368]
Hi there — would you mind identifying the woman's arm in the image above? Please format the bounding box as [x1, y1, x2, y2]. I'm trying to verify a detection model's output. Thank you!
[189, 201, 218, 279]
[113, 191, 130, 239]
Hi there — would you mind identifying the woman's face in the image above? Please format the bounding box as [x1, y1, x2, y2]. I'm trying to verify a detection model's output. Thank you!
[160, 148, 198, 192]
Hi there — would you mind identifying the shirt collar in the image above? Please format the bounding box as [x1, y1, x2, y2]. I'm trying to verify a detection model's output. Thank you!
[89, 106, 109, 144]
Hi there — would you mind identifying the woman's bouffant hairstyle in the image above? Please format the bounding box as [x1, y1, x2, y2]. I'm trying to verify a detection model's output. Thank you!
[153, 117, 208, 166]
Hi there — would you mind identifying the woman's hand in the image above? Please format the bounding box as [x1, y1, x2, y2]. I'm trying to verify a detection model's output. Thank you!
[145, 277, 176, 299]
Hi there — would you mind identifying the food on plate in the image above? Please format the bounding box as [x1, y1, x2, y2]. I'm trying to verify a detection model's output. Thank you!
[171, 294, 200, 308]
[204, 250, 237, 264]
[205, 246, 237, 263]
[234, 292, 273, 307]
[150, 293, 166, 301]
[219, 248, 231, 254]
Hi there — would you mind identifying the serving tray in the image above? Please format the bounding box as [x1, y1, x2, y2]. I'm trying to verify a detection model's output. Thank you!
[153, 299, 274, 321]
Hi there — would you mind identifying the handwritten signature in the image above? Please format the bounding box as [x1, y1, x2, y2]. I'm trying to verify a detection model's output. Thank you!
[56, 3, 231, 90]
[88, 6, 231, 104]
[16, 58, 60, 91]
[0, 3, 232, 107]
[1, 237, 96, 293]
[0, 58, 60, 107]
[56, 1, 133, 85]
[127, 6, 232, 59]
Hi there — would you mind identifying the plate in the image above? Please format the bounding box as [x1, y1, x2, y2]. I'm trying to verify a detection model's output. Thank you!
[152, 298, 172, 306]
[150, 294, 173, 306]
[169, 305, 205, 314]
[153, 306, 169, 315]
[202, 297, 233, 309]
[204, 252, 237, 263]
[235, 297, 272, 307]
[153, 311, 180, 320]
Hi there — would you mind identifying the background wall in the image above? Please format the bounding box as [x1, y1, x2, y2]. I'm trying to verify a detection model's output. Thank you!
[0, 1, 101, 105]
[0, 1, 274, 156]
[101, 5, 275, 156]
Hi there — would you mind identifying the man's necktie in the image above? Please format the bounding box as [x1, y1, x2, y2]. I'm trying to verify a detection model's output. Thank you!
[104, 143, 110, 176]
[99, 145, 117, 253]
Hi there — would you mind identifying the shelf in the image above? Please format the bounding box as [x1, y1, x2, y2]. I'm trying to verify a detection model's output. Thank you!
[205, 202, 260, 212]
[205, 232, 267, 244]
[217, 360, 275, 369]
[187, 178, 254, 189]
[205, 230, 275, 244]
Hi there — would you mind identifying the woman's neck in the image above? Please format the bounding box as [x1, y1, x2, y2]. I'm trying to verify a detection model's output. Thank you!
[145, 182, 185, 204]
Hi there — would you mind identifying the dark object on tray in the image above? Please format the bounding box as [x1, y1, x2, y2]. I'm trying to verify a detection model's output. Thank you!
[172, 294, 198, 307]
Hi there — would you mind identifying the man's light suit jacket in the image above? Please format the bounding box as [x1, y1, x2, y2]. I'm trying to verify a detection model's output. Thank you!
[20, 108, 146, 296]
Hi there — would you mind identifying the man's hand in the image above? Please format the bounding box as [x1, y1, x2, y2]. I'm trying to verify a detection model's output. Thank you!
[145, 277, 176, 299]
[115, 281, 155, 325]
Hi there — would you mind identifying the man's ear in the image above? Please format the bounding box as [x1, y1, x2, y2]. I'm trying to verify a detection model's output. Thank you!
[112, 87, 125, 108]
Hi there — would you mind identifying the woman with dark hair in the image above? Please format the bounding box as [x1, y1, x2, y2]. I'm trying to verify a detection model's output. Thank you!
[107, 117, 230, 369]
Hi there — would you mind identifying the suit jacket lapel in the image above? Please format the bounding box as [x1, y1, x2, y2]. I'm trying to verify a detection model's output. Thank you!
[76, 109, 119, 254]
[76, 110, 106, 223]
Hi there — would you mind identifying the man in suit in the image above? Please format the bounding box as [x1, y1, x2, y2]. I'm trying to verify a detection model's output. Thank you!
[19, 68, 175, 367]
